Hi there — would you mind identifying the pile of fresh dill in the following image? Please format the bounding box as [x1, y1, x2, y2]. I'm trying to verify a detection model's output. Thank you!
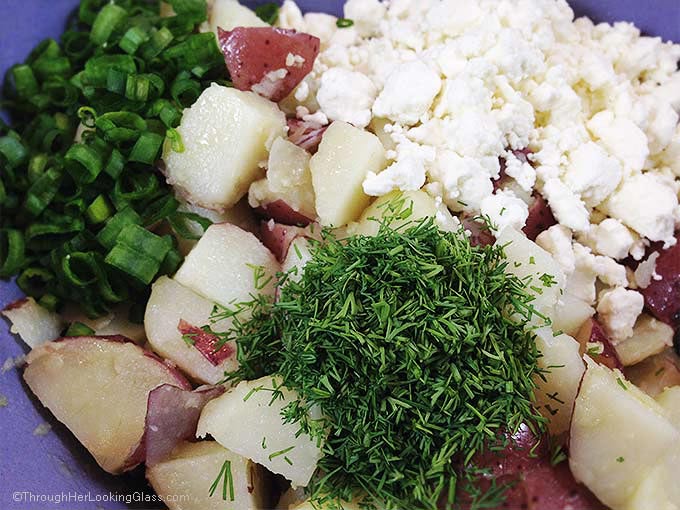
[213, 210, 546, 509]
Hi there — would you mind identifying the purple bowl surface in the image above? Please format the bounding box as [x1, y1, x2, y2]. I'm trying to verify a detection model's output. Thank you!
[0, 1, 678, 508]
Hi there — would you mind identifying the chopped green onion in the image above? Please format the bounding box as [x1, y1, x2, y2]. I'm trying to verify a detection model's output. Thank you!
[24, 168, 62, 216]
[129, 132, 163, 164]
[0, 229, 25, 278]
[64, 143, 103, 184]
[65, 321, 96, 337]
[254, 3, 280, 25]
[336, 18, 355, 28]
[90, 4, 128, 46]
[85, 195, 113, 224]
[96, 207, 142, 250]
[119, 26, 151, 55]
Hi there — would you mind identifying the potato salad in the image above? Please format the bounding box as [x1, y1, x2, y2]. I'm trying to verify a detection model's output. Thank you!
[1, 0, 679, 509]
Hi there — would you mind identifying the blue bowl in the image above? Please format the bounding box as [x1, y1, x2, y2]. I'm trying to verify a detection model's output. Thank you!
[0, 1, 678, 508]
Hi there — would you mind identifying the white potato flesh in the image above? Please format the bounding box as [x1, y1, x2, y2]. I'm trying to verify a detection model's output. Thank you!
[175, 223, 280, 308]
[626, 349, 680, 398]
[552, 293, 595, 337]
[310, 121, 387, 227]
[614, 314, 674, 367]
[176, 200, 258, 256]
[281, 237, 313, 284]
[147, 441, 268, 510]
[533, 328, 585, 435]
[24, 337, 189, 474]
[197, 376, 323, 487]
[350, 190, 453, 237]
[2, 297, 63, 349]
[164, 84, 287, 210]
[249, 137, 316, 219]
[494, 227, 565, 323]
[145, 276, 237, 385]
[656, 386, 680, 429]
[624, 452, 680, 510]
[569, 359, 680, 510]
[203, 0, 267, 36]
[62, 304, 146, 344]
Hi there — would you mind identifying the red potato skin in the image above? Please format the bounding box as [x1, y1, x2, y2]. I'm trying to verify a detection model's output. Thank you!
[576, 318, 623, 371]
[449, 425, 604, 510]
[641, 239, 680, 329]
[142, 384, 225, 466]
[461, 216, 496, 247]
[218, 27, 320, 102]
[177, 319, 235, 366]
[3, 297, 29, 311]
[287, 118, 327, 153]
[523, 195, 558, 241]
[255, 199, 314, 227]
[259, 220, 310, 262]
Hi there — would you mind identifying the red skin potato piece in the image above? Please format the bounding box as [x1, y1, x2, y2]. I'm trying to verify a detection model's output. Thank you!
[255, 199, 314, 227]
[287, 118, 327, 153]
[177, 319, 235, 366]
[523, 195, 558, 242]
[575, 318, 623, 371]
[462, 216, 496, 247]
[259, 220, 310, 262]
[449, 425, 604, 510]
[3, 297, 29, 311]
[218, 27, 320, 102]
[641, 239, 680, 329]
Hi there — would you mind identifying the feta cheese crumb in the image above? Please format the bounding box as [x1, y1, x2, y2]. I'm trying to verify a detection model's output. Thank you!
[634, 252, 662, 289]
[373, 60, 442, 125]
[563, 142, 622, 207]
[316, 68, 377, 128]
[542, 178, 590, 232]
[582, 218, 635, 260]
[596, 287, 644, 342]
[480, 190, 529, 233]
[286, 53, 306, 67]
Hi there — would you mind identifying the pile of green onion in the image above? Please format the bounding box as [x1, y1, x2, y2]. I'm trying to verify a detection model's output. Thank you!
[0, 0, 226, 318]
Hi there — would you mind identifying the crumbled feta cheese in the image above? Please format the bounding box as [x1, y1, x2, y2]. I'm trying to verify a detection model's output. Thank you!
[563, 142, 622, 207]
[504, 151, 537, 193]
[536, 225, 575, 275]
[343, 0, 386, 37]
[373, 60, 442, 125]
[286, 53, 306, 67]
[316, 68, 377, 128]
[542, 178, 590, 232]
[251, 68, 289, 98]
[634, 252, 662, 289]
[603, 173, 679, 245]
[587, 111, 649, 174]
[596, 287, 644, 342]
[581, 218, 635, 260]
[480, 190, 529, 233]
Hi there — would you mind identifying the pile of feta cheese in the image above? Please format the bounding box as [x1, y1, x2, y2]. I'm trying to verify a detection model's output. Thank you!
[277, 0, 680, 346]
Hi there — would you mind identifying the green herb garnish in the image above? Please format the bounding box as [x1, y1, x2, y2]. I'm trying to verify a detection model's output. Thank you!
[0, 0, 221, 317]
[336, 18, 355, 28]
[254, 2, 280, 25]
[211, 212, 546, 509]
[208, 459, 235, 502]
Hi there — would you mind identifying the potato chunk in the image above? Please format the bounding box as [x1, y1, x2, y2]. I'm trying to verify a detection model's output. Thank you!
[147, 441, 269, 510]
[310, 121, 386, 227]
[164, 84, 286, 210]
[197, 376, 323, 487]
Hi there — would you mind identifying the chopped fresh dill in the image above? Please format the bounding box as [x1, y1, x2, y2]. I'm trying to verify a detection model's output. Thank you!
[616, 456, 625, 463]
[616, 378, 628, 391]
[268, 445, 296, 461]
[207, 207, 546, 509]
[261, 436, 267, 450]
[208, 459, 234, 502]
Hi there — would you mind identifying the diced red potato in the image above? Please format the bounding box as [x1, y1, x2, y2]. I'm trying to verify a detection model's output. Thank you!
[23, 336, 190, 474]
[202, 0, 268, 36]
[456, 424, 603, 510]
[287, 118, 327, 153]
[147, 440, 270, 510]
[281, 237, 314, 285]
[569, 359, 680, 510]
[576, 318, 623, 370]
[145, 276, 238, 385]
[614, 314, 674, 366]
[626, 348, 680, 397]
[143, 384, 225, 466]
[461, 216, 495, 247]
[174, 223, 280, 309]
[2, 297, 63, 349]
[249, 136, 317, 224]
[218, 27, 320, 102]
[178, 319, 234, 366]
[641, 239, 680, 328]
[523, 194, 558, 241]
[259, 220, 319, 262]
[255, 200, 315, 226]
